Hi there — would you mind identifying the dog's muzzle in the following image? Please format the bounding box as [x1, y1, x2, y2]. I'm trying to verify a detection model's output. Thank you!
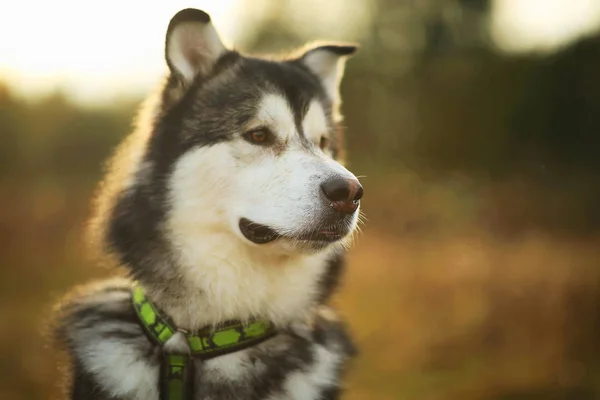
[239, 177, 362, 245]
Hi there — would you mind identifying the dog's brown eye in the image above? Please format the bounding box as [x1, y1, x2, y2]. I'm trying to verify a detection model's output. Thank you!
[319, 136, 329, 150]
[245, 129, 270, 145]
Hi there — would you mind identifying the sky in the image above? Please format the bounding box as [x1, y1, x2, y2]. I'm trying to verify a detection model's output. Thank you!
[1, 0, 600, 104]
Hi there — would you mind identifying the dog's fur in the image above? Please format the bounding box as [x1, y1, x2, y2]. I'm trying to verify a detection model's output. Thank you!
[55, 8, 363, 400]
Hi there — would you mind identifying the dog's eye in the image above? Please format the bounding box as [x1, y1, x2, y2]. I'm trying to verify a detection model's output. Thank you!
[244, 129, 270, 145]
[319, 136, 329, 150]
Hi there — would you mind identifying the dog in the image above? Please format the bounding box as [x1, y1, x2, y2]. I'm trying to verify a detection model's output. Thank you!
[54, 8, 363, 400]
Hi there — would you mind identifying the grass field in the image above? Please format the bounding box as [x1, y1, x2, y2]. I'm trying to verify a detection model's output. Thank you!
[2, 175, 599, 399]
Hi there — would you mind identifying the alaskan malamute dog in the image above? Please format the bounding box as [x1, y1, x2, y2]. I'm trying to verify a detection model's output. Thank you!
[55, 8, 363, 400]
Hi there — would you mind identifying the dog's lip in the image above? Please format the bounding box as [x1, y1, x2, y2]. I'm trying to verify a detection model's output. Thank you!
[239, 218, 347, 245]
[239, 218, 281, 244]
[313, 230, 344, 240]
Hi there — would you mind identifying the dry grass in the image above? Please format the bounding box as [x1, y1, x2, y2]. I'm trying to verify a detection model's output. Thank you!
[340, 229, 600, 400]
[1, 180, 600, 399]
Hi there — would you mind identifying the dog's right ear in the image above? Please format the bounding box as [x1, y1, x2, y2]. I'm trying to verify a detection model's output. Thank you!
[165, 9, 227, 85]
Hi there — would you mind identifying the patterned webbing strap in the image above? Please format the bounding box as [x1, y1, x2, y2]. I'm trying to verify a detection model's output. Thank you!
[160, 353, 193, 400]
[131, 285, 277, 400]
[132, 285, 276, 355]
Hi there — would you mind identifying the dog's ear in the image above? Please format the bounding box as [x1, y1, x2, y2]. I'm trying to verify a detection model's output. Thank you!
[298, 43, 358, 103]
[165, 8, 228, 85]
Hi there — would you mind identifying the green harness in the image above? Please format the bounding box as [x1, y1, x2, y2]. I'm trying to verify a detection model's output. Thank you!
[131, 285, 277, 400]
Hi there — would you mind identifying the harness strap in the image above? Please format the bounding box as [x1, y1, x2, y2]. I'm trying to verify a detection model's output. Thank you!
[131, 284, 277, 400]
[160, 353, 193, 400]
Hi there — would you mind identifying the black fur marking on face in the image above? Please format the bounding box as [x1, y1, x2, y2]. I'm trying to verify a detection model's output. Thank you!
[237, 57, 330, 147]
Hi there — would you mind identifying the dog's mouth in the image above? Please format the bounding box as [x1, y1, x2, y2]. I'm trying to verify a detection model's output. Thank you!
[239, 218, 347, 245]
[239, 218, 281, 244]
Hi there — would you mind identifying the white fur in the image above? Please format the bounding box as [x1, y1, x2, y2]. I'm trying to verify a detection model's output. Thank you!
[163, 331, 191, 354]
[303, 99, 332, 156]
[253, 93, 298, 142]
[303, 100, 329, 142]
[204, 351, 257, 381]
[78, 339, 159, 400]
[164, 92, 358, 330]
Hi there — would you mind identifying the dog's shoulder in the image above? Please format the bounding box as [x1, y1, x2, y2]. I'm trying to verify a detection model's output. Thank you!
[312, 306, 357, 358]
[54, 277, 161, 399]
[220, 306, 357, 399]
[287, 306, 357, 396]
[55, 277, 139, 346]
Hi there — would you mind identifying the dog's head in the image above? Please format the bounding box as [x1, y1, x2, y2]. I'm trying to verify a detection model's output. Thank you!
[95, 9, 362, 275]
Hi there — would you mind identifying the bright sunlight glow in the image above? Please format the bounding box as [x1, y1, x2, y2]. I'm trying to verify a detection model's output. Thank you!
[0, 0, 241, 103]
[1, 0, 600, 103]
[492, 0, 600, 53]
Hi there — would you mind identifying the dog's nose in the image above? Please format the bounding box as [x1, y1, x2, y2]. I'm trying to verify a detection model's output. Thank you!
[320, 176, 363, 214]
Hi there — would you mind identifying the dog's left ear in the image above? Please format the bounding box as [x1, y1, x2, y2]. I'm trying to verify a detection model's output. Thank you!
[298, 44, 358, 103]
[165, 8, 228, 85]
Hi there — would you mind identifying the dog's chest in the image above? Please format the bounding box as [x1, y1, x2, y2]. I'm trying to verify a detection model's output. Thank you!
[60, 283, 355, 399]
[86, 330, 350, 400]
[194, 343, 343, 400]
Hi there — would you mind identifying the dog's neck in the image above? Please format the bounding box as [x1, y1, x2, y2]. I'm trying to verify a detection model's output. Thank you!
[138, 237, 339, 331]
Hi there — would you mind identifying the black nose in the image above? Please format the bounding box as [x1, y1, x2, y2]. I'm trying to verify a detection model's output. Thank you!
[320, 176, 363, 214]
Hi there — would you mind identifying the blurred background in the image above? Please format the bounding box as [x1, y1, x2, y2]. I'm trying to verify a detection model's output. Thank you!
[2, 0, 600, 399]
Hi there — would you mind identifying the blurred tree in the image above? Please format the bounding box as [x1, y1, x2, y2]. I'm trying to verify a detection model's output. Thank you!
[236, 0, 600, 234]
[0, 87, 137, 186]
[511, 35, 600, 174]
[0, 83, 23, 175]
